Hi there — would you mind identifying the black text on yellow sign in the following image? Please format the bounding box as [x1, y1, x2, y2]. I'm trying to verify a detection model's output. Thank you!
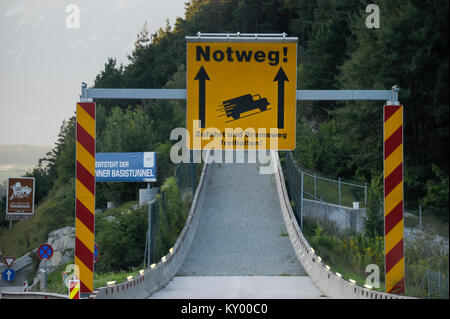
[186, 41, 297, 150]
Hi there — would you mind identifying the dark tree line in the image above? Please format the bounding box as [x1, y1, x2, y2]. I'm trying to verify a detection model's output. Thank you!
[21, 0, 449, 217]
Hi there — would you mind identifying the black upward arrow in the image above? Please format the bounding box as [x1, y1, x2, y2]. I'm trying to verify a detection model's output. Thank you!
[274, 67, 289, 129]
[194, 66, 210, 128]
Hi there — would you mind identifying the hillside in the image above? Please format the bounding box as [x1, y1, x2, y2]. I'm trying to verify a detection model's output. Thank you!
[0, 0, 447, 276]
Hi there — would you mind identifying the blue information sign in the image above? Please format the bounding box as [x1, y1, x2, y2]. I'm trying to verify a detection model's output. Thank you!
[2, 268, 16, 282]
[95, 152, 157, 182]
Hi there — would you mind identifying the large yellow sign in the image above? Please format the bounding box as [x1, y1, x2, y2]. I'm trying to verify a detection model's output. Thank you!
[186, 38, 297, 150]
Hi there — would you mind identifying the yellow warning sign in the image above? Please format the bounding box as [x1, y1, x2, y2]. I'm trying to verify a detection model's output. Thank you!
[186, 38, 297, 150]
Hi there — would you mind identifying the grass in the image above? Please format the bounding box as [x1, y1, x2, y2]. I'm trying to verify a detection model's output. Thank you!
[302, 220, 449, 298]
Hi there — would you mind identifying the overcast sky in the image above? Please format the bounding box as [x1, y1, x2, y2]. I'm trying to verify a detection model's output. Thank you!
[0, 0, 187, 146]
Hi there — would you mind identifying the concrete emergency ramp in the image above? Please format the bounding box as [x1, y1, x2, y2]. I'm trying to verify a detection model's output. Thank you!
[150, 151, 323, 299]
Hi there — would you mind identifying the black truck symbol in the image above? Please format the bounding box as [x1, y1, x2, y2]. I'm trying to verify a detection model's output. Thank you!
[217, 94, 271, 122]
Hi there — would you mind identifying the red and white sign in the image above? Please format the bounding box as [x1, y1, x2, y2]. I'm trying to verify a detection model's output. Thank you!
[3, 257, 15, 268]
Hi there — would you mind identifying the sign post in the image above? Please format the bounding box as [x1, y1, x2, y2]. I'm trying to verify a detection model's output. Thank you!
[5, 177, 35, 221]
[186, 34, 297, 150]
[75, 102, 96, 295]
[383, 104, 405, 294]
[37, 243, 53, 291]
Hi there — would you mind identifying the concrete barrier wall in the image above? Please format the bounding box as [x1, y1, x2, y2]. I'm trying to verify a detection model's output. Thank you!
[303, 199, 366, 233]
[273, 152, 413, 299]
[90, 157, 210, 299]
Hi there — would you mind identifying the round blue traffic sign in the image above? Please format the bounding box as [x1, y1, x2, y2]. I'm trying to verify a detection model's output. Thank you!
[2, 268, 16, 282]
[37, 243, 54, 260]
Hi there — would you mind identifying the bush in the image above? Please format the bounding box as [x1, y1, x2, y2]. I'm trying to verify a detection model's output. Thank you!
[94, 202, 147, 273]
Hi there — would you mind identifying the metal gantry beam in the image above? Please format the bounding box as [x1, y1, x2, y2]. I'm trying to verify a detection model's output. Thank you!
[81, 83, 400, 103]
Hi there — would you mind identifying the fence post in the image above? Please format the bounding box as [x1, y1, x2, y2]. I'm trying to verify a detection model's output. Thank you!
[338, 177, 341, 206]
[438, 270, 441, 297]
[143, 227, 148, 268]
[147, 196, 151, 268]
[364, 182, 367, 206]
[314, 172, 317, 198]
[419, 204, 422, 231]
[300, 171, 304, 229]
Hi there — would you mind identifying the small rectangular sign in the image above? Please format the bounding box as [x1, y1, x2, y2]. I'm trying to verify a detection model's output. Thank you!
[95, 152, 157, 182]
[6, 177, 35, 219]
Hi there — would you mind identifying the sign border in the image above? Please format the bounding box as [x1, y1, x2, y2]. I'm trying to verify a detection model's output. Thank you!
[95, 152, 157, 183]
[5, 177, 35, 217]
[37, 243, 54, 261]
[3, 256, 16, 268]
[185, 36, 298, 151]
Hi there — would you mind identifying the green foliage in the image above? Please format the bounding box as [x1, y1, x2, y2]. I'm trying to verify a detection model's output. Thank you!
[94, 202, 147, 272]
[364, 171, 384, 237]
[304, 222, 385, 283]
[405, 233, 449, 298]
[1, 0, 447, 279]
[294, 0, 448, 219]
[421, 164, 449, 210]
[155, 177, 186, 260]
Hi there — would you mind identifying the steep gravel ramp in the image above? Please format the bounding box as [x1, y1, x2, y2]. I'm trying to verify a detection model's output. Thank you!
[177, 158, 306, 276]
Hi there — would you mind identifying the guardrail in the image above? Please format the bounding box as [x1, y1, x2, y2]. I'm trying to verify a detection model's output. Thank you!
[273, 151, 413, 299]
[1, 291, 68, 299]
[90, 154, 210, 299]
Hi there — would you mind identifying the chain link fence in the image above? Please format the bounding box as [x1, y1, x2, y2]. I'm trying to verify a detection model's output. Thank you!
[283, 152, 449, 298]
[284, 152, 367, 228]
[415, 270, 449, 299]
[144, 155, 200, 267]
